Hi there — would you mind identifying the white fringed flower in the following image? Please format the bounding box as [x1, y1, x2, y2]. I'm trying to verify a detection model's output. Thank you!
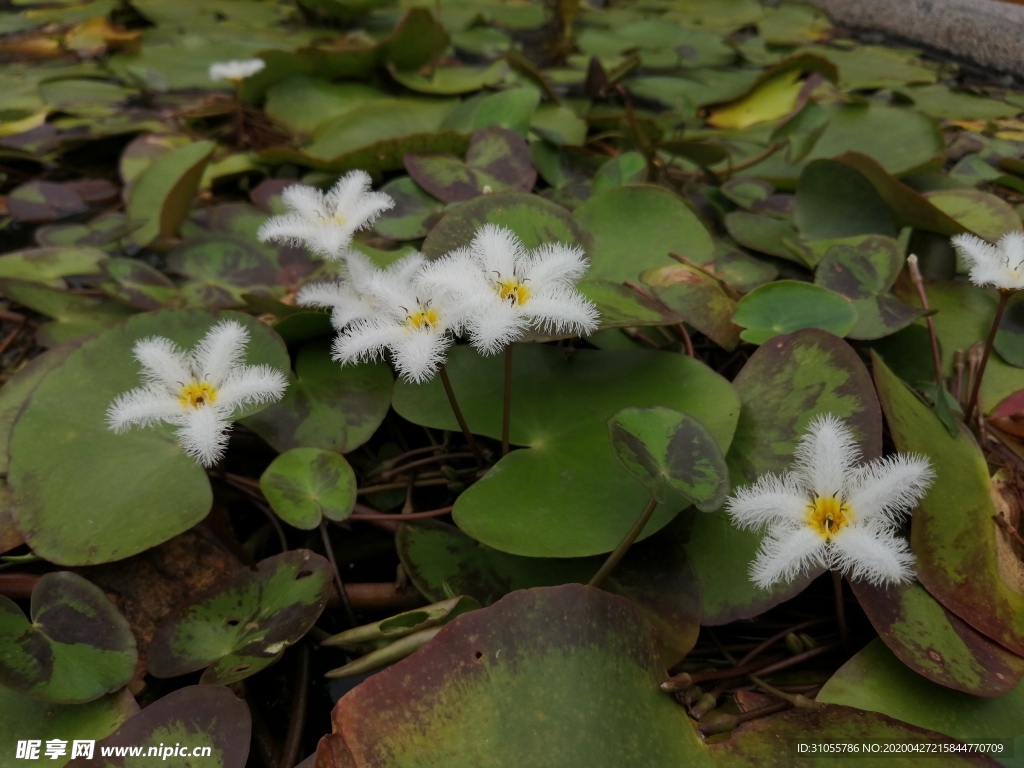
[951, 231, 1024, 291]
[257, 171, 394, 259]
[726, 414, 934, 589]
[423, 224, 599, 354]
[296, 251, 425, 331]
[208, 58, 266, 83]
[331, 254, 469, 383]
[106, 320, 288, 467]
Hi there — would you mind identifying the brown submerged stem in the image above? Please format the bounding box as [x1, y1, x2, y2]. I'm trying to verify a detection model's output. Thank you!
[966, 289, 1012, 423]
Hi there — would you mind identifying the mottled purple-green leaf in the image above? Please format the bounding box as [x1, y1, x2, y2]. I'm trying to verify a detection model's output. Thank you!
[713, 246, 778, 293]
[814, 235, 903, 298]
[242, 340, 392, 454]
[688, 329, 882, 625]
[0, 572, 136, 703]
[8, 180, 88, 223]
[733, 280, 858, 344]
[147, 550, 330, 684]
[421, 192, 591, 258]
[846, 295, 926, 340]
[0, 247, 106, 288]
[396, 517, 702, 667]
[851, 579, 1024, 696]
[609, 407, 729, 510]
[373, 176, 444, 240]
[874, 353, 1024, 656]
[442, 88, 541, 136]
[260, 448, 357, 530]
[592, 152, 647, 192]
[67, 685, 250, 768]
[644, 263, 741, 351]
[321, 585, 712, 768]
[924, 188, 1022, 242]
[795, 159, 898, 241]
[167, 235, 280, 308]
[101, 258, 184, 310]
[720, 177, 774, 210]
[577, 280, 680, 330]
[0, 278, 136, 347]
[724, 211, 811, 265]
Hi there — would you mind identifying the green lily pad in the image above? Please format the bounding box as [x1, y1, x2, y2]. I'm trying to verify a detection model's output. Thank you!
[688, 329, 882, 625]
[320, 585, 713, 768]
[260, 448, 357, 530]
[393, 345, 739, 557]
[592, 152, 647, 192]
[242, 339, 392, 454]
[576, 280, 680, 331]
[126, 140, 216, 247]
[72, 685, 251, 768]
[0, 246, 106, 288]
[405, 126, 536, 203]
[609, 407, 729, 510]
[166, 235, 279, 308]
[898, 84, 1021, 121]
[0, 572, 136, 703]
[373, 176, 444, 240]
[7, 310, 288, 565]
[807, 44, 939, 91]
[101, 258, 184, 310]
[818, 639, 1024, 767]
[264, 76, 387, 136]
[147, 550, 331, 684]
[0, 278, 137, 347]
[733, 280, 858, 344]
[0, 687, 137, 768]
[390, 60, 507, 95]
[720, 177, 774, 210]
[874, 354, 1024, 657]
[575, 185, 715, 282]
[530, 103, 588, 146]
[851, 579, 1024, 696]
[642, 263, 741, 351]
[723, 212, 811, 265]
[924, 188, 1022, 243]
[421, 192, 592, 258]
[795, 159, 898, 241]
[441, 87, 541, 136]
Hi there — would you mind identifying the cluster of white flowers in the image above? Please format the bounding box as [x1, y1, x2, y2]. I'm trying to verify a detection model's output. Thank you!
[726, 414, 934, 589]
[258, 171, 599, 383]
[107, 320, 288, 467]
[208, 58, 266, 84]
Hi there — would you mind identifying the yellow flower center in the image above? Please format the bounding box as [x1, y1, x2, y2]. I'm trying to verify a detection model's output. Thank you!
[806, 495, 851, 540]
[405, 306, 439, 331]
[179, 382, 218, 410]
[496, 279, 530, 306]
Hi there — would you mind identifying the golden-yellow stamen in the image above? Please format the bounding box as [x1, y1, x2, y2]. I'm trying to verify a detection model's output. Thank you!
[405, 306, 439, 330]
[496, 279, 530, 306]
[805, 495, 851, 540]
[179, 382, 218, 409]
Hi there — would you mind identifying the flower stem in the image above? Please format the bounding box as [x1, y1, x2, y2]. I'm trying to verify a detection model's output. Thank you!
[439, 364, 484, 467]
[502, 344, 513, 456]
[320, 521, 356, 626]
[907, 254, 944, 394]
[588, 496, 658, 588]
[832, 571, 848, 649]
[966, 289, 1012, 423]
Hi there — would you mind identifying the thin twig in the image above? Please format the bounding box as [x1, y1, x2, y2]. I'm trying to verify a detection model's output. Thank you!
[320, 521, 356, 626]
[994, 513, 1024, 549]
[350, 506, 454, 521]
[223, 476, 287, 551]
[380, 452, 475, 479]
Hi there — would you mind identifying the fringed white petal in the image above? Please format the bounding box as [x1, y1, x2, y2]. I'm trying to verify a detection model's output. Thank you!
[191, 320, 249, 386]
[257, 213, 318, 249]
[522, 243, 589, 287]
[726, 472, 808, 529]
[471, 224, 527, 278]
[280, 185, 328, 220]
[332, 321, 402, 366]
[523, 285, 600, 336]
[390, 329, 452, 383]
[467, 299, 527, 354]
[846, 453, 934, 528]
[106, 387, 182, 432]
[176, 407, 231, 467]
[792, 413, 862, 499]
[133, 336, 191, 392]
[952, 232, 1024, 290]
[216, 365, 289, 414]
[749, 524, 826, 589]
[831, 526, 915, 586]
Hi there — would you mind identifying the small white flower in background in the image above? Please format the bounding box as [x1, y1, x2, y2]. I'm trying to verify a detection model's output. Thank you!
[297, 251, 426, 331]
[331, 253, 470, 383]
[257, 171, 394, 259]
[726, 414, 934, 589]
[106, 320, 288, 467]
[951, 231, 1024, 291]
[423, 224, 599, 354]
[208, 58, 266, 83]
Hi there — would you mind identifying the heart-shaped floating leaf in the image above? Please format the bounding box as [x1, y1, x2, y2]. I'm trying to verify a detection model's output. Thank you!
[390, 60, 507, 95]
[688, 329, 882, 625]
[818, 639, 1024, 766]
[67, 685, 251, 768]
[421, 191, 591, 258]
[260, 448, 357, 530]
[851, 579, 1024, 696]
[874, 354, 1024, 656]
[0, 278, 137, 347]
[147, 550, 331, 684]
[924, 188, 1021, 242]
[396, 517, 702, 667]
[643, 263, 741, 351]
[405, 126, 536, 203]
[319, 585, 713, 768]
[608, 407, 729, 511]
[167, 235, 280, 308]
[442, 88, 541, 136]
[264, 76, 388, 136]
[373, 176, 444, 241]
[394, 345, 739, 557]
[7, 310, 288, 565]
[0, 687, 137, 767]
[733, 280, 858, 344]
[723, 211, 811, 265]
[575, 185, 715, 281]
[592, 152, 647, 191]
[0, 572, 136, 703]
[242, 340, 392, 454]
[126, 140, 215, 247]
[795, 159, 898, 241]
[0, 246, 107, 288]
[100, 258, 184, 310]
